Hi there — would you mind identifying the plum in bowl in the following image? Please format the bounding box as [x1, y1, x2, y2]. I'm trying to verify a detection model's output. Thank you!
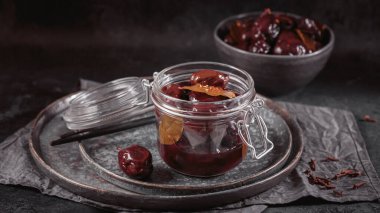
[214, 9, 334, 96]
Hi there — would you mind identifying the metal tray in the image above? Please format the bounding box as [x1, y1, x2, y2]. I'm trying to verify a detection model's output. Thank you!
[78, 100, 292, 195]
[29, 93, 303, 211]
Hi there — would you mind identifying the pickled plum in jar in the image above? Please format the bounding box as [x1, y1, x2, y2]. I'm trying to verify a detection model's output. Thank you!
[190, 69, 229, 88]
[157, 69, 247, 177]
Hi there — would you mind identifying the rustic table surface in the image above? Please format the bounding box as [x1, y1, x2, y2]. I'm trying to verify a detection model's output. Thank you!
[0, 0, 379, 212]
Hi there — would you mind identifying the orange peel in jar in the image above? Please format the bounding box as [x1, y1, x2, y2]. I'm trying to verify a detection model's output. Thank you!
[180, 83, 236, 99]
[159, 114, 184, 145]
[242, 142, 248, 159]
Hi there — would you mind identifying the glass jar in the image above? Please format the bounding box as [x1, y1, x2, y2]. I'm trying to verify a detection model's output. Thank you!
[151, 62, 273, 177]
[62, 61, 273, 177]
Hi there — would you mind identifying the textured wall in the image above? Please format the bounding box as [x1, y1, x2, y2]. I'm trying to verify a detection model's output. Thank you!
[0, 0, 379, 81]
[0, 0, 379, 49]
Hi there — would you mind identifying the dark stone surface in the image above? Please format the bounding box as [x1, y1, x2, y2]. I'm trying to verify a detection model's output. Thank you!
[0, 0, 379, 212]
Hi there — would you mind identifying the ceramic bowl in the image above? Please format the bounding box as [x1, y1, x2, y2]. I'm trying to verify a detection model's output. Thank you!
[214, 12, 335, 96]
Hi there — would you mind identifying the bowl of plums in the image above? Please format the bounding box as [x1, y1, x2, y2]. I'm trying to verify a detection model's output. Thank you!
[214, 8, 335, 96]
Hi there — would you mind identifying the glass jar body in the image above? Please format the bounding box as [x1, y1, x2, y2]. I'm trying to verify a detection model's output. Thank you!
[155, 109, 247, 177]
[152, 62, 257, 177]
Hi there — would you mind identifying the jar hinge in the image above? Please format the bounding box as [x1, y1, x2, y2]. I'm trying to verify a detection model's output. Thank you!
[237, 98, 274, 159]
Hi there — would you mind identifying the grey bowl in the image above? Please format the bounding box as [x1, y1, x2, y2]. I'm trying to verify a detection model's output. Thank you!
[214, 12, 335, 96]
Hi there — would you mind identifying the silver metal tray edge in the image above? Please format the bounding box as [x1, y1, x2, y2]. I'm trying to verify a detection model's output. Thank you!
[28, 93, 304, 211]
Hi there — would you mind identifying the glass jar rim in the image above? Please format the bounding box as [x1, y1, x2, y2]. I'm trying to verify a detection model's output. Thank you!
[152, 61, 256, 118]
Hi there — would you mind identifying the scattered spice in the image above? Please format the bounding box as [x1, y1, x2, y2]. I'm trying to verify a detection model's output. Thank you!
[316, 176, 332, 186]
[332, 190, 343, 197]
[360, 115, 376, 123]
[325, 184, 336, 190]
[332, 169, 361, 180]
[308, 159, 316, 171]
[352, 181, 366, 190]
[321, 156, 339, 162]
[304, 169, 311, 175]
[304, 158, 366, 195]
[307, 174, 335, 189]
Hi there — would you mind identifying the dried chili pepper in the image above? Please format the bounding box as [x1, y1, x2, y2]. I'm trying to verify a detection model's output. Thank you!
[332, 169, 361, 180]
[304, 169, 311, 175]
[307, 173, 335, 189]
[324, 184, 336, 190]
[317, 176, 331, 185]
[307, 174, 317, 185]
[360, 115, 376, 123]
[352, 182, 366, 190]
[308, 159, 316, 171]
[347, 170, 361, 177]
[316, 176, 333, 187]
[332, 190, 343, 197]
[321, 156, 339, 162]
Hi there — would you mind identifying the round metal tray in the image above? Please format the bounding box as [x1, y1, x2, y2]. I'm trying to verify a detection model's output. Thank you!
[78, 100, 292, 195]
[29, 93, 303, 211]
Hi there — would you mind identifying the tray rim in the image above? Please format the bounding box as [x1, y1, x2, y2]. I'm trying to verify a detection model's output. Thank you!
[77, 100, 293, 194]
[28, 92, 304, 211]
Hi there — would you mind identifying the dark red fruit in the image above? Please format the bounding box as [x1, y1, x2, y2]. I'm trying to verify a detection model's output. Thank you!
[223, 8, 327, 55]
[249, 39, 271, 54]
[162, 82, 191, 100]
[162, 83, 182, 99]
[229, 19, 254, 43]
[220, 126, 241, 149]
[275, 14, 296, 30]
[296, 29, 321, 52]
[235, 41, 250, 51]
[190, 69, 229, 88]
[158, 124, 245, 176]
[225, 18, 256, 51]
[118, 145, 153, 179]
[224, 34, 235, 45]
[253, 8, 280, 40]
[248, 28, 271, 54]
[273, 30, 307, 55]
[297, 18, 324, 41]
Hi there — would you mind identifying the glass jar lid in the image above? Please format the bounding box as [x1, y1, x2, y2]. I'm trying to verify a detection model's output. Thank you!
[63, 77, 153, 130]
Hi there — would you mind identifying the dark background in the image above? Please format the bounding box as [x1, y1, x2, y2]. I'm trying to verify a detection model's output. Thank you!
[0, 0, 379, 212]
